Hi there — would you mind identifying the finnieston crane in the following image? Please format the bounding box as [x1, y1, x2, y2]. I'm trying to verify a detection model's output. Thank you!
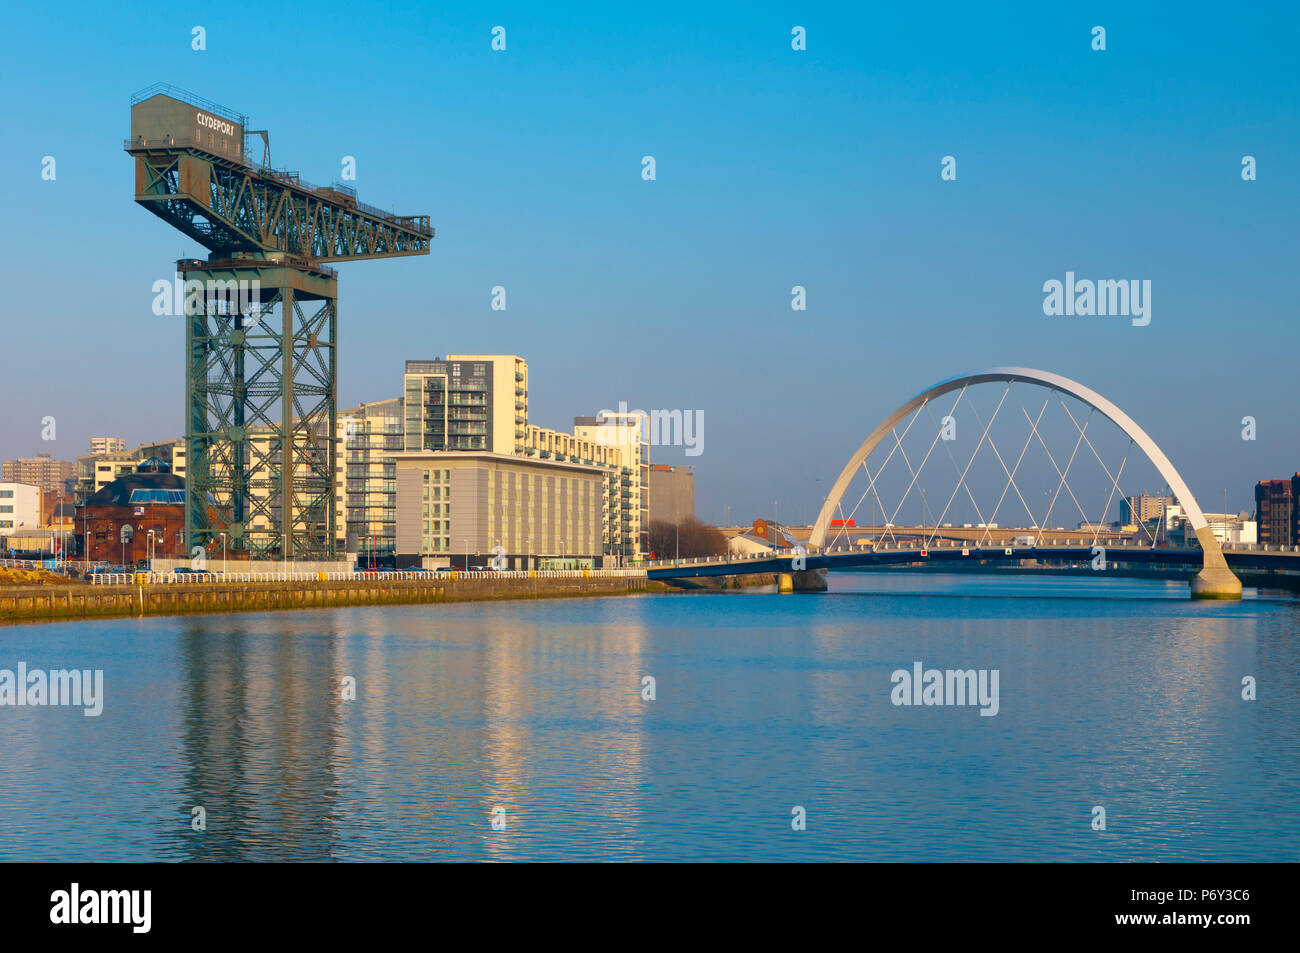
[125, 85, 433, 561]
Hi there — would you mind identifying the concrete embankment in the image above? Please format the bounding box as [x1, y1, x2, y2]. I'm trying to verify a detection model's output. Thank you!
[0, 575, 672, 626]
[659, 573, 776, 591]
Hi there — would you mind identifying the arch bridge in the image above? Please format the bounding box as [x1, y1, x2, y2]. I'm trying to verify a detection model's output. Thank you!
[651, 368, 1244, 599]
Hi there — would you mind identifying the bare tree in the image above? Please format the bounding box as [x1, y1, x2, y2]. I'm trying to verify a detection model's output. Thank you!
[648, 517, 728, 559]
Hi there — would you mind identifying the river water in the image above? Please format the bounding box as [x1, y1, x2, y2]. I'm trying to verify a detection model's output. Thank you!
[1, 573, 1296, 861]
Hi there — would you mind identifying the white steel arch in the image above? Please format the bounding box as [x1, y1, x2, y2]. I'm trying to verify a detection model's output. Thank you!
[809, 367, 1210, 550]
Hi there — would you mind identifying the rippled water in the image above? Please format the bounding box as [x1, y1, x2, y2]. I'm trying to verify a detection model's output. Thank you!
[0, 573, 1296, 861]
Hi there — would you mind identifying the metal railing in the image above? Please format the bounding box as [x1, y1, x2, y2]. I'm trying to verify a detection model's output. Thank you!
[88, 568, 648, 586]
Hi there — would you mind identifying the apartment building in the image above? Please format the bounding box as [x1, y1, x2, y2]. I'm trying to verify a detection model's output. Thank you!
[89, 436, 127, 456]
[336, 398, 403, 559]
[392, 451, 604, 570]
[1120, 493, 1174, 527]
[403, 355, 528, 454]
[2, 453, 75, 497]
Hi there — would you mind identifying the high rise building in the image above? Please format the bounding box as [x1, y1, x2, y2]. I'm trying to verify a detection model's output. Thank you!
[1254, 479, 1293, 546]
[403, 356, 528, 454]
[89, 437, 127, 456]
[335, 398, 403, 559]
[521, 413, 647, 562]
[2, 453, 75, 497]
[573, 413, 648, 558]
[1120, 493, 1173, 527]
[375, 356, 651, 566]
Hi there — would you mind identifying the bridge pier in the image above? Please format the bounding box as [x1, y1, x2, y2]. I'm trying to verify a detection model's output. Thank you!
[778, 569, 828, 593]
[1190, 527, 1242, 600]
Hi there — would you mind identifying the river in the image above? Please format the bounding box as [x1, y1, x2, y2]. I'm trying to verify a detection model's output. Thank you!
[1, 573, 1296, 861]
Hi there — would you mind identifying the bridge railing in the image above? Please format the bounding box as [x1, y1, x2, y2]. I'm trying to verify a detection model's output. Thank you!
[642, 537, 1300, 572]
[88, 568, 649, 586]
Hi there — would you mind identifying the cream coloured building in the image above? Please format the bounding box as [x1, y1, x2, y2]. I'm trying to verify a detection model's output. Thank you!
[77, 440, 187, 503]
[403, 355, 528, 454]
[521, 412, 648, 562]
[393, 451, 603, 570]
[334, 398, 403, 559]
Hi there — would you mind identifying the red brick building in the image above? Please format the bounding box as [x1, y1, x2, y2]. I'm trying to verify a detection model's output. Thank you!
[79, 457, 187, 565]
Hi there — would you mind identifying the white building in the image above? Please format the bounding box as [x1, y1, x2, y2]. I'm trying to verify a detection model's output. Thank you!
[1165, 510, 1257, 546]
[1204, 513, 1257, 545]
[0, 483, 42, 539]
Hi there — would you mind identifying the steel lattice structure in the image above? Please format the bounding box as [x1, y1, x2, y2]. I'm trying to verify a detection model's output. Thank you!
[126, 85, 432, 559]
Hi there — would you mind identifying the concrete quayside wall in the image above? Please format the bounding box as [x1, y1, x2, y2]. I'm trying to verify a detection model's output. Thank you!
[0, 574, 663, 626]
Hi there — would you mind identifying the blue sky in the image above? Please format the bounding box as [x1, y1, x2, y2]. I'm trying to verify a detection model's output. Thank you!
[1, 0, 1297, 523]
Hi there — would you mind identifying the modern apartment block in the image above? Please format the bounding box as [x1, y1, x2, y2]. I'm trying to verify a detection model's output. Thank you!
[519, 417, 645, 562]
[1120, 493, 1173, 527]
[403, 355, 528, 454]
[89, 436, 127, 456]
[573, 414, 648, 559]
[148, 352, 648, 566]
[335, 398, 403, 559]
[2, 453, 75, 497]
[393, 451, 604, 569]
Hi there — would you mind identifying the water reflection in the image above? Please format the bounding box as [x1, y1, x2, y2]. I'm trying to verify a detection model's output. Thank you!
[173, 615, 346, 860]
[0, 577, 1296, 861]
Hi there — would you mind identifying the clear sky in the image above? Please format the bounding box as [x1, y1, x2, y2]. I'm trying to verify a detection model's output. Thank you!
[2, 0, 1296, 524]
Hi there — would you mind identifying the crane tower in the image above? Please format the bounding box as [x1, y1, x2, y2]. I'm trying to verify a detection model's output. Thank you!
[125, 85, 433, 561]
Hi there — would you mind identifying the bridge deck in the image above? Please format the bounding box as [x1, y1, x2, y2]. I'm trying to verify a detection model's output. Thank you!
[646, 542, 1300, 581]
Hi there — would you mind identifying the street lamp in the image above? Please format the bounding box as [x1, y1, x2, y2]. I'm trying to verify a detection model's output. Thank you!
[219, 532, 227, 576]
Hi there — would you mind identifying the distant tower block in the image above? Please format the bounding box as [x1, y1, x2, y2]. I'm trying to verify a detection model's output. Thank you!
[126, 85, 433, 560]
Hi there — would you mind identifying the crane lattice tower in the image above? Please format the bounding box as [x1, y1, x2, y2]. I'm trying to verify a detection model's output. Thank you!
[125, 85, 433, 560]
